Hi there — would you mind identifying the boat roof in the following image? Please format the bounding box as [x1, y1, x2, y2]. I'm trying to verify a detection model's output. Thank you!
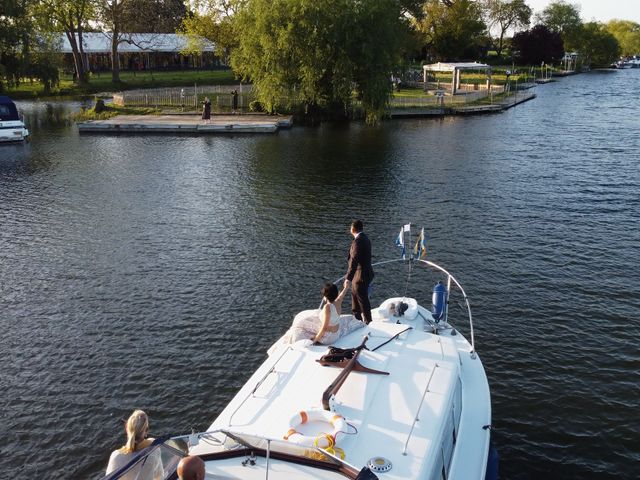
[58, 33, 215, 54]
[0, 96, 20, 121]
[192, 303, 488, 479]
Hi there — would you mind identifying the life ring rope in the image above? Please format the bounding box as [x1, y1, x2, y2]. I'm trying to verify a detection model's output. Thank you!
[314, 433, 345, 459]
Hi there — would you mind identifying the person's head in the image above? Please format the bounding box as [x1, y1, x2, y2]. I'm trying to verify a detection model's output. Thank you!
[122, 410, 149, 453]
[321, 282, 339, 302]
[177, 455, 206, 480]
[350, 219, 363, 237]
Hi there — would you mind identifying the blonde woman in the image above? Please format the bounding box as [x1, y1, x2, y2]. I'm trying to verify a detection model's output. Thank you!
[106, 410, 164, 480]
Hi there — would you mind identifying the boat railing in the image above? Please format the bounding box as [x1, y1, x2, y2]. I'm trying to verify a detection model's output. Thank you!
[171, 427, 362, 479]
[324, 257, 476, 357]
[402, 362, 440, 455]
[102, 437, 187, 480]
[416, 259, 475, 357]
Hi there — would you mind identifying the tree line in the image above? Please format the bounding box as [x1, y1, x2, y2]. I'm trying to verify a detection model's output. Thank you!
[2, 0, 639, 121]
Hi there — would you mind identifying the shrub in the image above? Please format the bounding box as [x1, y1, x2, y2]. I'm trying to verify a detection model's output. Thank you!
[249, 100, 264, 112]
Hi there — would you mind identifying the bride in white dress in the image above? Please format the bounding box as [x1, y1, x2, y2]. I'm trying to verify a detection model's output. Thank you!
[313, 282, 364, 345]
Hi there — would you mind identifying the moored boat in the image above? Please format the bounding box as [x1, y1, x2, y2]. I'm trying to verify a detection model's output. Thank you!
[0, 96, 29, 142]
[104, 238, 496, 480]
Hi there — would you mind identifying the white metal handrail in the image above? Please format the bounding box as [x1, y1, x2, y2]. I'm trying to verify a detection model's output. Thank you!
[227, 345, 293, 426]
[402, 363, 439, 455]
[323, 257, 475, 356]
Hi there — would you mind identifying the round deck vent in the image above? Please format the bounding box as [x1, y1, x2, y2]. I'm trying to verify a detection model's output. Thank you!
[367, 457, 392, 473]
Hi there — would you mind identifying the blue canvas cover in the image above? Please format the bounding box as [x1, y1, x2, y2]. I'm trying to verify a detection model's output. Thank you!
[0, 96, 20, 121]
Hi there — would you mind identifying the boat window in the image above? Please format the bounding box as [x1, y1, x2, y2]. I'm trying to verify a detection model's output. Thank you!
[442, 411, 455, 476]
[453, 378, 462, 434]
[429, 447, 445, 480]
[429, 378, 463, 480]
[103, 438, 188, 480]
[0, 105, 12, 119]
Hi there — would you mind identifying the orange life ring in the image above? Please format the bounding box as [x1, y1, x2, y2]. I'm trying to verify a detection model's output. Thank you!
[283, 409, 347, 448]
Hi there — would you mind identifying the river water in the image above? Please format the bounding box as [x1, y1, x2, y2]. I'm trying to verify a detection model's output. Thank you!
[1, 70, 639, 479]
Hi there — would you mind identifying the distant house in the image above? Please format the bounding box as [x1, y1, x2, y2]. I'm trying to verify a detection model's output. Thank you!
[58, 33, 220, 73]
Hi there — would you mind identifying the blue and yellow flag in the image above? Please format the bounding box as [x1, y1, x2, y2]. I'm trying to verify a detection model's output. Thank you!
[413, 227, 427, 259]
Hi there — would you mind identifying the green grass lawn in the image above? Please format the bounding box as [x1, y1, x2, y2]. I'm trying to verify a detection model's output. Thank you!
[5, 69, 237, 99]
[72, 104, 163, 121]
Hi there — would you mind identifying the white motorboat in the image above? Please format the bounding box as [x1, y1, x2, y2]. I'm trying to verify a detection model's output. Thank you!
[104, 255, 497, 480]
[0, 96, 29, 142]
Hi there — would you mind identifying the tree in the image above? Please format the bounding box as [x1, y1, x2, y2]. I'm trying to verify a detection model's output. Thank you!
[512, 24, 564, 65]
[536, 1, 582, 51]
[97, 0, 127, 83]
[179, 0, 239, 65]
[606, 20, 640, 57]
[577, 22, 620, 67]
[415, 0, 488, 61]
[1, 0, 62, 93]
[231, 0, 407, 124]
[483, 0, 532, 57]
[97, 0, 188, 84]
[38, 0, 95, 85]
[121, 0, 187, 33]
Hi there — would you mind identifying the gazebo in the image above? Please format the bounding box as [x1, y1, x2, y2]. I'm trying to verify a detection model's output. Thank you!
[423, 62, 492, 95]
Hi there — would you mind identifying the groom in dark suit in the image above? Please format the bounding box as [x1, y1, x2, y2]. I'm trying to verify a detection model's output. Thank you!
[344, 220, 374, 324]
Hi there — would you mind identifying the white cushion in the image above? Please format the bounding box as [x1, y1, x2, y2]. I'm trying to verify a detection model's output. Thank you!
[378, 297, 419, 321]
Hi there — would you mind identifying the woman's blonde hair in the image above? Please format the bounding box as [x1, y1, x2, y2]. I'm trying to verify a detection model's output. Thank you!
[121, 409, 149, 453]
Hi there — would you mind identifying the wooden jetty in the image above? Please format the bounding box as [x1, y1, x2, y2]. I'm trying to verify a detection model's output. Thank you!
[77, 114, 293, 134]
[451, 92, 536, 114]
[388, 91, 537, 117]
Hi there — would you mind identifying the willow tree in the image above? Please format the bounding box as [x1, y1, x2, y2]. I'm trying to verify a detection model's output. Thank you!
[230, 0, 407, 124]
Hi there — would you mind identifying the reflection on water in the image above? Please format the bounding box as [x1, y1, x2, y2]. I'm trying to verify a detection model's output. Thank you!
[1, 70, 639, 479]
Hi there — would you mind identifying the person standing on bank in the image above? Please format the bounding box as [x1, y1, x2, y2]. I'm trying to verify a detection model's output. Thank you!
[202, 97, 211, 123]
[231, 90, 238, 114]
[344, 220, 374, 324]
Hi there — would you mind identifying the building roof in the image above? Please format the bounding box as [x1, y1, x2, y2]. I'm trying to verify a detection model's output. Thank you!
[58, 33, 215, 54]
[423, 62, 491, 72]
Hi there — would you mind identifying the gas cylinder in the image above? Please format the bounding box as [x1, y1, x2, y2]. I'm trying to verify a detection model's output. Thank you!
[431, 281, 448, 323]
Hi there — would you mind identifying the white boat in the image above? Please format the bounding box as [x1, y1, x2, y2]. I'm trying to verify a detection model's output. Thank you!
[0, 96, 29, 142]
[104, 257, 497, 480]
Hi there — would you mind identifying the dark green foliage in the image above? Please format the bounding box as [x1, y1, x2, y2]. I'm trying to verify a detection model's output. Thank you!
[536, 0, 582, 51]
[416, 0, 488, 61]
[121, 0, 187, 33]
[512, 25, 564, 65]
[249, 100, 263, 112]
[0, 0, 63, 93]
[578, 22, 621, 68]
